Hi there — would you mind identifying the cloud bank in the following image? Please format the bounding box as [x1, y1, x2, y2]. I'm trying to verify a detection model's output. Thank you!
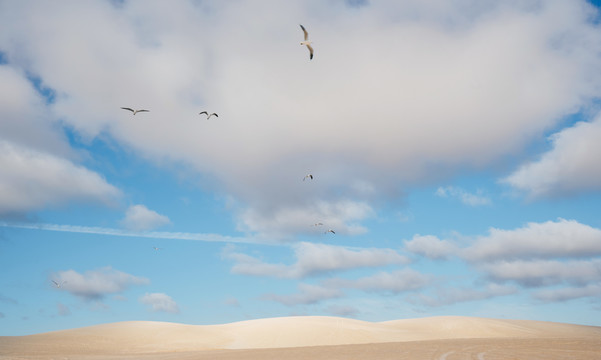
[404, 219, 601, 306]
[1, 0, 600, 236]
[225, 242, 409, 279]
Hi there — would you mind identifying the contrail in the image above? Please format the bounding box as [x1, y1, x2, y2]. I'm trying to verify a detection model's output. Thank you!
[0, 222, 268, 245]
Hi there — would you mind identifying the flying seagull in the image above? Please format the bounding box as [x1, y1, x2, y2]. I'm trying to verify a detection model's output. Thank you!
[312, 222, 324, 226]
[121, 107, 149, 115]
[300, 24, 314, 60]
[152, 247, 162, 251]
[51, 280, 67, 288]
[325, 229, 336, 234]
[303, 174, 313, 181]
[199, 111, 218, 119]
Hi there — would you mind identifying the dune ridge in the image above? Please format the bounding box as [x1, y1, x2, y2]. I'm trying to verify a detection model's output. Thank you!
[1, 315, 600, 358]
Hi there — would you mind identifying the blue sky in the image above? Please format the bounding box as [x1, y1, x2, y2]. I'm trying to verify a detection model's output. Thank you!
[1, 0, 601, 336]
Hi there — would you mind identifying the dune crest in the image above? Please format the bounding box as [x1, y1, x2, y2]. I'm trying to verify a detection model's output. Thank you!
[1, 316, 600, 357]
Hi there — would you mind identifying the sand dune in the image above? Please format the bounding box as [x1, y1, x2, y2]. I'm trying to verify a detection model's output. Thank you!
[1, 316, 600, 359]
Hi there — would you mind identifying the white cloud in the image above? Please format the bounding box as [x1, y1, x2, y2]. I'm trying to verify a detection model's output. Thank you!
[463, 219, 601, 262]
[534, 284, 601, 303]
[325, 269, 432, 294]
[0, 55, 120, 217]
[2, 1, 600, 236]
[53, 266, 149, 301]
[139, 292, 180, 313]
[401, 219, 601, 305]
[121, 204, 171, 232]
[435, 186, 491, 206]
[237, 200, 374, 239]
[411, 283, 517, 307]
[0, 65, 69, 157]
[480, 259, 601, 287]
[225, 242, 410, 279]
[262, 283, 343, 306]
[503, 117, 601, 198]
[404, 234, 458, 259]
[0, 141, 121, 215]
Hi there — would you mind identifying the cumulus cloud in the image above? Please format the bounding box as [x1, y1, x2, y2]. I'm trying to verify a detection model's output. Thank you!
[225, 242, 410, 279]
[411, 283, 517, 307]
[463, 219, 601, 262]
[325, 269, 432, 294]
[53, 267, 149, 301]
[435, 186, 491, 206]
[263, 283, 343, 306]
[121, 204, 171, 231]
[0, 141, 121, 215]
[0, 65, 69, 156]
[534, 284, 601, 303]
[404, 235, 458, 259]
[139, 292, 180, 313]
[0, 57, 120, 217]
[457, 219, 601, 305]
[480, 259, 601, 287]
[503, 117, 601, 198]
[237, 200, 374, 239]
[2, 1, 600, 236]
[402, 219, 601, 305]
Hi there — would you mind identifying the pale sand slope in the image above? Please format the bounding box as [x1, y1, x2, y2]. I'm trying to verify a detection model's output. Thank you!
[1, 316, 600, 358]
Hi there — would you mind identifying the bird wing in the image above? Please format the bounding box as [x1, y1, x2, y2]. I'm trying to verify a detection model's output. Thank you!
[137, 109, 149, 113]
[52, 280, 59, 286]
[300, 24, 308, 41]
[121, 107, 135, 113]
[211, 113, 218, 117]
[306, 44, 314, 60]
[199, 111, 208, 116]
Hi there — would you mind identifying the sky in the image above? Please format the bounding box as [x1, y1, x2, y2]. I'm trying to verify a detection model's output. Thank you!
[1, 0, 601, 336]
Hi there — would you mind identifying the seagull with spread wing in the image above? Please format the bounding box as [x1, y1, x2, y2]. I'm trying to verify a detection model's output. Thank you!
[300, 24, 314, 60]
[121, 107, 149, 115]
[51, 280, 67, 288]
[199, 111, 218, 119]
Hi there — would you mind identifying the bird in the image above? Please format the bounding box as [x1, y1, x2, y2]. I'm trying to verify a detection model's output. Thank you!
[300, 24, 314, 60]
[199, 111, 218, 119]
[121, 107, 149, 115]
[312, 222, 324, 226]
[303, 174, 313, 181]
[152, 247, 162, 251]
[325, 229, 336, 234]
[51, 280, 67, 288]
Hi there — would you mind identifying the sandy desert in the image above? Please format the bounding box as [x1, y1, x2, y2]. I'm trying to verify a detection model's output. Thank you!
[1, 316, 600, 360]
